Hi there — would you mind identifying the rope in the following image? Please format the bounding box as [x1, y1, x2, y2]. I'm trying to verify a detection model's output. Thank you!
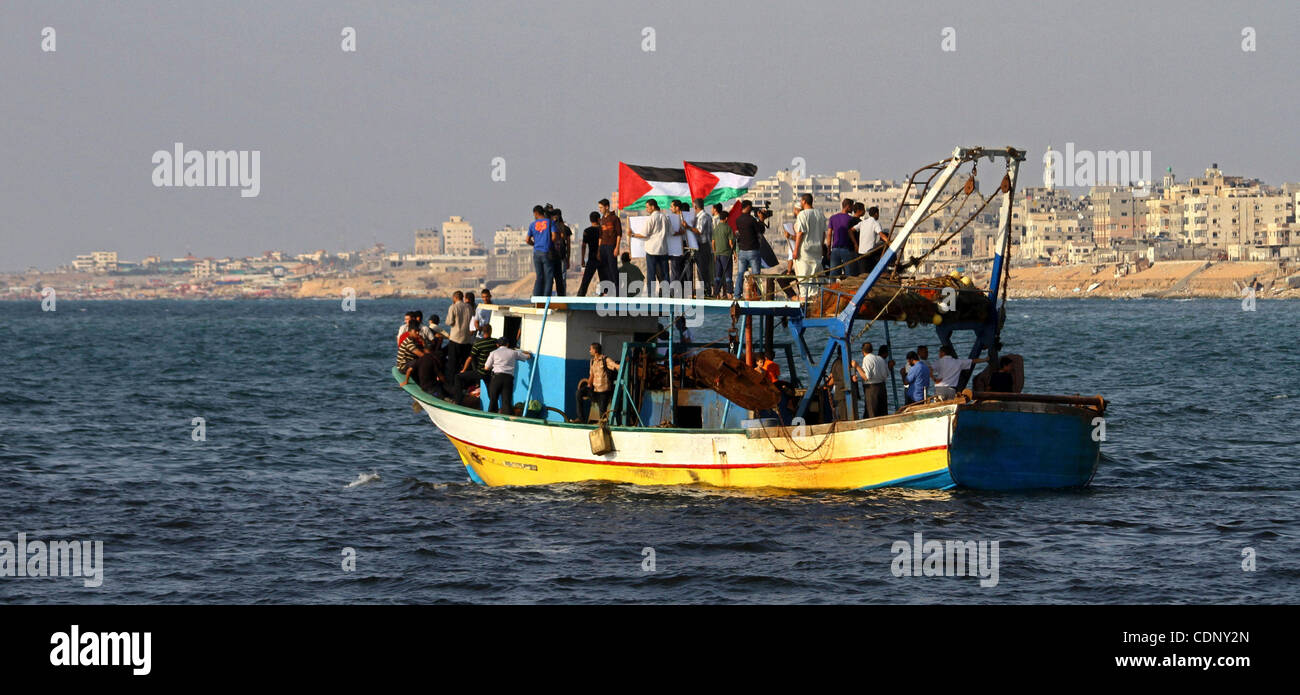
[852, 283, 910, 341]
[757, 419, 840, 467]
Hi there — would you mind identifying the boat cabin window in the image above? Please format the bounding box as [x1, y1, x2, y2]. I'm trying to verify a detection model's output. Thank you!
[674, 405, 703, 429]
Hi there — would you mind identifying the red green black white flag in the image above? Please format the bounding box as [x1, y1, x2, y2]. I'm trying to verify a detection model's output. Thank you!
[684, 161, 758, 207]
[617, 162, 690, 210]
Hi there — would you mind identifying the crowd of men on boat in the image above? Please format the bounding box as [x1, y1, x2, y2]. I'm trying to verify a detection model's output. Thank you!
[524, 195, 891, 301]
[393, 196, 1016, 423]
[393, 288, 627, 419]
[394, 289, 529, 413]
[846, 342, 1016, 417]
[396, 290, 1016, 423]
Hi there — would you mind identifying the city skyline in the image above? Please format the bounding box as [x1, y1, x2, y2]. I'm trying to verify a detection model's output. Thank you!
[4, 1, 1299, 269]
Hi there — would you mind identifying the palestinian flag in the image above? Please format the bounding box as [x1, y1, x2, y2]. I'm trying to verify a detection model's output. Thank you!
[617, 162, 690, 210]
[684, 161, 758, 206]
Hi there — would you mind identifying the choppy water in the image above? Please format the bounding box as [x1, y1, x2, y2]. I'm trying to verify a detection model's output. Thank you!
[1, 298, 1296, 604]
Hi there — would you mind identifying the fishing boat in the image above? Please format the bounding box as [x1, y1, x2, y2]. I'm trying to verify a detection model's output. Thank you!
[393, 146, 1106, 491]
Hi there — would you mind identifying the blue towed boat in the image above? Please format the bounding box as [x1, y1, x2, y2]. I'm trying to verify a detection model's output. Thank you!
[947, 394, 1104, 489]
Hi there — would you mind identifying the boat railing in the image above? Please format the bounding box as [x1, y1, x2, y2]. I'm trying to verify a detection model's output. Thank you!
[607, 339, 802, 428]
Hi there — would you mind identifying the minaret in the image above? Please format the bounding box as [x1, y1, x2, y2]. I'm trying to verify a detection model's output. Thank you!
[1043, 145, 1055, 191]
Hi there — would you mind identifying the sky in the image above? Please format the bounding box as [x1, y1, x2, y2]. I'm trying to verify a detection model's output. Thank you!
[2, 0, 1298, 270]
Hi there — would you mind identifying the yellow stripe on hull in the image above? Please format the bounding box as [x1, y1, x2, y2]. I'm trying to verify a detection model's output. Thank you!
[447, 436, 950, 490]
[410, 385, 957, 491]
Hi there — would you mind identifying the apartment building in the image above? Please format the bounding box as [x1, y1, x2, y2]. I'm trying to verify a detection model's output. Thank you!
[1090, 187, 1145, 247]
[414, 228, 443, 255]
[1024, 210, 1086, 262]
[442, 216, 481, 256]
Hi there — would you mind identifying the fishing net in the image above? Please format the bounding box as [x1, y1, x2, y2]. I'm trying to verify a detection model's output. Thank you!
[812, 273, 989, 327]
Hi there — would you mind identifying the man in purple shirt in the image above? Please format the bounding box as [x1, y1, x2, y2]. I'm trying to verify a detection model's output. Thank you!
[827, 198, 860, 277]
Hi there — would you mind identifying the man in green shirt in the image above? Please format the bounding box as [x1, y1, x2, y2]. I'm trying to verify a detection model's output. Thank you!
[618, 252, 645, 297]
[710, 203, 736, 299]
[451, 324, 499, 403]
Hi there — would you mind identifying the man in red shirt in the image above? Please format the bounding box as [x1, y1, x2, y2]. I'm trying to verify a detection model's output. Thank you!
[598, 198, 622, 292]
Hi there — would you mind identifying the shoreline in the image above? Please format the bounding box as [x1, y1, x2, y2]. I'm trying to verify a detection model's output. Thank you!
[2, 290, 1294, 302]
[5, 260, 1296, 301]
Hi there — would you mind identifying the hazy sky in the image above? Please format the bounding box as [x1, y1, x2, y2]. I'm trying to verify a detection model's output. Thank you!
[3, 0, 1298, 270]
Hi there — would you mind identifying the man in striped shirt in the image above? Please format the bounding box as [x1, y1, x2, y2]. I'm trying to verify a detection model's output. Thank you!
[448, 325, 499, 401]
[397, 318, 447, 398]
[586, 342, 621, 418]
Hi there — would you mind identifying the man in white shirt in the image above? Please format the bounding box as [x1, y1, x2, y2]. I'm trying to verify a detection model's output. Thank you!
[792, 194, 828, 298]
[421, 315, 447, 344]
[856, 205, 887, 276]
[476, 289, 493, 337]
[686, 198, 714, 297]
[851, 341, 890, 418]
[931, 344, 985, 399]
[632, 200, 670, 295]
[667, 199, 688, 287]
[482, 339, 534, 414]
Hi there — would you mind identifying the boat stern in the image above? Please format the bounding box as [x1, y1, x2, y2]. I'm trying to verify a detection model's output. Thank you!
[948, 397, 1102, 490]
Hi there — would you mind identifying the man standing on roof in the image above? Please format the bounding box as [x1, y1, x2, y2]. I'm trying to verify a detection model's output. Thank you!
[686, 198, 714, 298]
[711, 203, 735, 299]
[858, 205, 888, 276]
[827, 198, 859, 277]
[548, 208, 570, 296]
[598, 198, 622, 285]
[793, 194, 828, 296]
[618, 251, 645, 297]
[527, 205, 557, 298]
[734, 201, 764, 299]
[667, 199, 689, 287]
[578, 211, 606, 296]
[633, 199, 670, 296]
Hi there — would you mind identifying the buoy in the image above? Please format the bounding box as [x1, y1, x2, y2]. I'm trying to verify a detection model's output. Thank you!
[932, 314, 943, 325]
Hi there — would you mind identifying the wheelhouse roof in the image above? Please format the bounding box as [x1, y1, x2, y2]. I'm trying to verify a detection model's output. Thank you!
[522, 295, 804, 317]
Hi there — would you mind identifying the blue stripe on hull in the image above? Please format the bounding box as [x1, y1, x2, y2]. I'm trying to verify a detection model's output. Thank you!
[859, 468, 955, 491]
[949, 407, 1100, 490]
